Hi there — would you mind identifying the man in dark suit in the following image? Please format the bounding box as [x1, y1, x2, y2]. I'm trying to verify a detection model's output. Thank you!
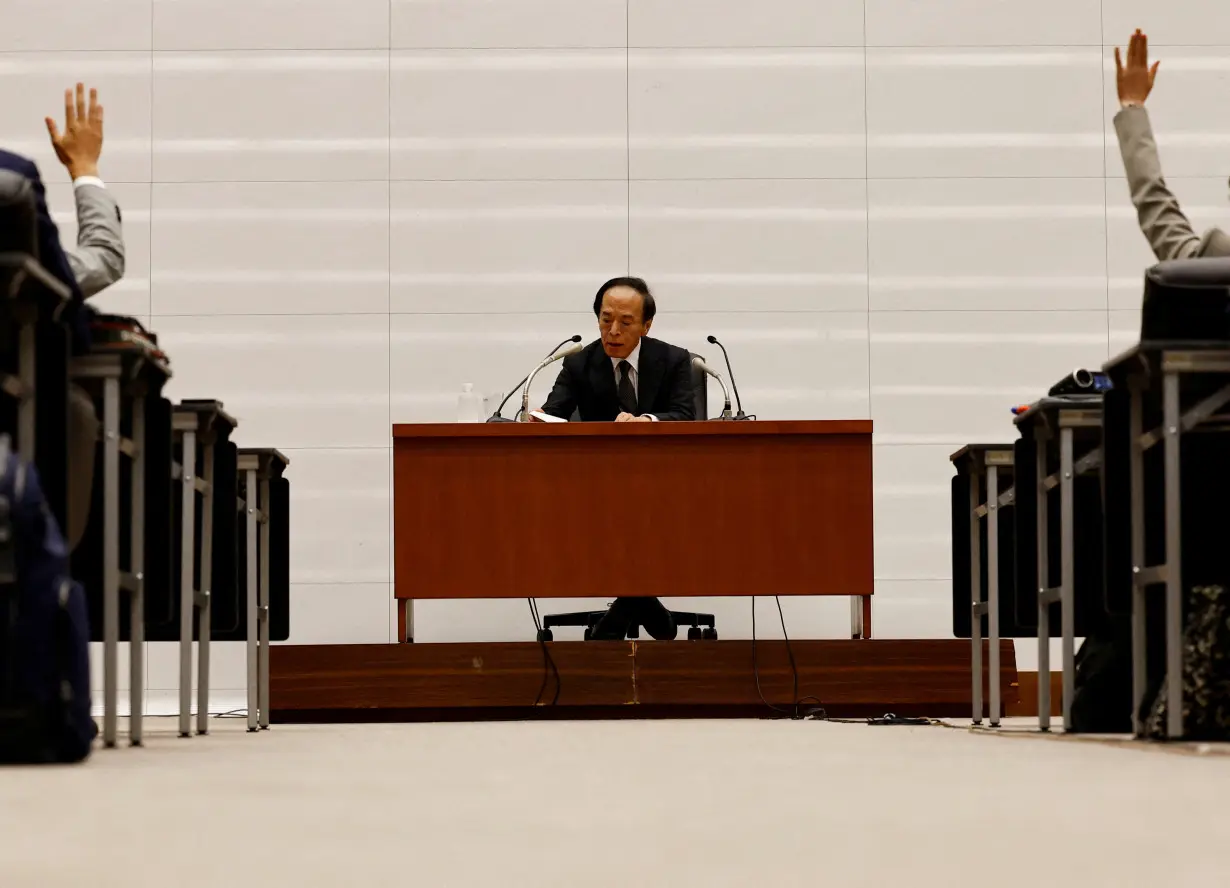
[533, 277, 696, 640]
[536, 277, 696, 424]
[0, 149, 85, 308]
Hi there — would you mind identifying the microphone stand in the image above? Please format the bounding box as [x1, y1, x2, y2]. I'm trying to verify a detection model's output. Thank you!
[692, 357, 733, 420]
[521, 346, 573, 415]
[487, 336, 580, 422]
[712, 373, 734, 420]
[707, 336, 750, 420]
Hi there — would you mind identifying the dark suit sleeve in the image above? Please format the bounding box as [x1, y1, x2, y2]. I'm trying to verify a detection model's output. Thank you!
[539, 360, 579, 420]
[0, 153, 84, 303]
[649, 352, 696, 422]
[0, 151, 91, 351]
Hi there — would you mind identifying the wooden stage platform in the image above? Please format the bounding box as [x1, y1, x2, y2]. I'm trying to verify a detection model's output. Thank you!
[270, 639, 1018, 722]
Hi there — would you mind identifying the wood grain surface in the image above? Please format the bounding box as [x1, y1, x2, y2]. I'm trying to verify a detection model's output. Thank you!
[392, 420, 874, 601]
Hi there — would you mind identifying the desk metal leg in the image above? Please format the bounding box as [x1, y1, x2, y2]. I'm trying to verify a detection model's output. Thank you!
[401, 599, 415, 644]
[849, 596, 862, 639]
[1162, 372, 1184, 740]
[1059, 427, 1075, 732]
[987, 465, 1001, 728]
[1036, 441, 1051, 732]
[178, 431, 196, 738]
[245, 468, 259, 733]
[1129, 387, 1147, 737]
[101, 377, 120, 749]
[970, 473, 983, 725]
[258, 476, 271, 730]
[196, 442, 214, 736]
[129, 397, 145, 747]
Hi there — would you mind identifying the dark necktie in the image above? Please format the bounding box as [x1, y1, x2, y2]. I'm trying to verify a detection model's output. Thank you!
[617, 360, 638, 415]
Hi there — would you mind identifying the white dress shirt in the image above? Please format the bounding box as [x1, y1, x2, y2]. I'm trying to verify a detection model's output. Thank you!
[610, 339, 658, 420]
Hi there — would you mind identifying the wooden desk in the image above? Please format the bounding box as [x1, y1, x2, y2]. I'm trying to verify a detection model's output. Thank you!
[392, 420, 874, 640]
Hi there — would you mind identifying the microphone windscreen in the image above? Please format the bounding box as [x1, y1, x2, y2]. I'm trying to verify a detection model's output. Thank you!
[569, 334, 582, 342]
[706, 334, 718, 344]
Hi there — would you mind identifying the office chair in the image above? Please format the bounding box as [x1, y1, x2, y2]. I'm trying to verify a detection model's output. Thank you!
[541, 352, 717, 641]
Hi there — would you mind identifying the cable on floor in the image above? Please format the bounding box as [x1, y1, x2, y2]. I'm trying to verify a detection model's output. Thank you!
[527, 598, 561, 706]
[751, 596, 826, 720]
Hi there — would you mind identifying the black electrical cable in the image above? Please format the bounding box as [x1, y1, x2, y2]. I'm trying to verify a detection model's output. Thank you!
[751, 596, 826, 720]
[527, 598, 561, 706]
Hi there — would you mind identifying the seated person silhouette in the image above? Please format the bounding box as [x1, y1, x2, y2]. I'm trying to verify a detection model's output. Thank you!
[533, 277, 696, 640]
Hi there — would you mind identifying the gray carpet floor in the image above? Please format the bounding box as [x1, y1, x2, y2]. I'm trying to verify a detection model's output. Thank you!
[1, 717, 1227, 887]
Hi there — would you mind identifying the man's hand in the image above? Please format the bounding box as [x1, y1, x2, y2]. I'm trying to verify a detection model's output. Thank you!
[1115, 29, 1160, 108]
[46, 82, 103, 180]
[616, 412, 651, 423]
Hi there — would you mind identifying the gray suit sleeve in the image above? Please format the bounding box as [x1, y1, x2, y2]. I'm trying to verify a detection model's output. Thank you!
[1113, 105, 1230, 261]
[64, 183, 125, 299]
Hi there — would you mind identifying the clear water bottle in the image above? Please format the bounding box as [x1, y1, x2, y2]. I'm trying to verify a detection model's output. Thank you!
[457, 383, 484, 422]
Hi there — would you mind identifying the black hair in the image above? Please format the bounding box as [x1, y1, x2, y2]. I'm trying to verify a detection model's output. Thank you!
[593, 276, 656, 324]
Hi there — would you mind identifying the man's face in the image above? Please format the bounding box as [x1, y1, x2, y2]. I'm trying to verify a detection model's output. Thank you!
[598, 286, 651, 360]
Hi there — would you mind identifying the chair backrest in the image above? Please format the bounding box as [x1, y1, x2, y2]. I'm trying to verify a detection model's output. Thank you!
[688, 351, 708, 420]
[1142, 257, 1230, 342]
[0, 170, 37, 256]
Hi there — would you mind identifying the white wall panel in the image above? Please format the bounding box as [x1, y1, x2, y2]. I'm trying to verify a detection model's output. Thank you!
[868, 177, 1108, 311]
[869, 311, 1109, 445]
[152, 52, 390, 181]
[151, 181, 391, 314]
[874, 445, 955, 581]
[153, 0, 391, 51]
[629, 49, 866, 179]
[393, 0, 626, 49]
[866, 0, 1102, 47]
[630, 0, 865, 48]
[0, 0, 151, 52]
[390, 180, 627, 313]
[152, 314, 391, 448]
[1103, 0, 1230, 46]
[866, 48, 1104, 177]
[629, 179, 868, 313]
[391, 50, 627, 180]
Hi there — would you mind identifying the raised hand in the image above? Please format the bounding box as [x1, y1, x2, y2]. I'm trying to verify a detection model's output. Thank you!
[1115, 29, 1160, 107]
[45, 82, 104, 179]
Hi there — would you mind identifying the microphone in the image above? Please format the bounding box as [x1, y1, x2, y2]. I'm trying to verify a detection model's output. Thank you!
[692, 356, 733, 420]
[706, 335, 749, 420]
[1048, 367, 1112, 397]
[487, 335, 582, 422]
[521, 341, 585, 419]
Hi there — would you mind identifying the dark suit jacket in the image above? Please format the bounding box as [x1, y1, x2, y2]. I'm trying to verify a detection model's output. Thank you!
[541, 336, 696, 422]
[0, 150, 91, 350]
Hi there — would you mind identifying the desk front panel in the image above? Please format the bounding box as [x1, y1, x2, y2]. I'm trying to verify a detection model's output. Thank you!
[393, 422, 873, 600]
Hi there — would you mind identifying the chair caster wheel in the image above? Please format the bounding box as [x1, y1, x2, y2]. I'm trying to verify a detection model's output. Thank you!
[687, 627, 702, 640]
[536, 629, 553, 642]
[702, 628, 718, 640]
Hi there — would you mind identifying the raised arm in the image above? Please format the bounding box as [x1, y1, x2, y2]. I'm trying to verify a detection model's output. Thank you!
[47, 83, 125, 297]
[1112, 30, 1227, 260]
